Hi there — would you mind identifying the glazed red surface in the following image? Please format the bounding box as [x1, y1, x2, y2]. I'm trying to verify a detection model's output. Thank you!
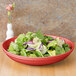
[2, 35, 74, 65]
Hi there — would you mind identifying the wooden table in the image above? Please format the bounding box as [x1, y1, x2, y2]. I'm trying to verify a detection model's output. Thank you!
[0, 42, 76, 76]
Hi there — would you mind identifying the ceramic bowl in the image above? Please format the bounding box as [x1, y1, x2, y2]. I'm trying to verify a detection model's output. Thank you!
[2, 35, 74, 65]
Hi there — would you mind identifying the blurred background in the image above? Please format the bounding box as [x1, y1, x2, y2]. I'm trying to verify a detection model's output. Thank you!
[0, 0, 76, 42]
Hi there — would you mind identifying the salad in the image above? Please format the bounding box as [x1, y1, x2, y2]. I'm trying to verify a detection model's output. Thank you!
[8, 31, 71, 57]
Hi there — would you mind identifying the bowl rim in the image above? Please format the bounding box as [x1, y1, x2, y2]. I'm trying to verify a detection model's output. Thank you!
[2, 34, 74, 59]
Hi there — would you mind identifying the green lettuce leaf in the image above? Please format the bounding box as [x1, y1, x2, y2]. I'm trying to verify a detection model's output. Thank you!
[63, 43, 69, 48]
[44, 36, 54, 41]
[8, 42, 19, 52]
[28, 54, 37, 57]
[62, 43, 70, 52]
[9, 51, 20, 55]
[65, 47, 70, 52]
[20, 49, 27, 56]
[35, 30, 44, 39]
[47, 40, 57, 47]
[35, 50, 44, 57]
[55, 46, 65, 55]
[15, 34, 28, 44]
[25, 32, 33, 41]
[43, 54, 50, 57]
[48, 50, 56, 56]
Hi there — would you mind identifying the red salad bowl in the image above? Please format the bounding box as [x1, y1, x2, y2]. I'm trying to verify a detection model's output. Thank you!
[2, 35, 74, 65]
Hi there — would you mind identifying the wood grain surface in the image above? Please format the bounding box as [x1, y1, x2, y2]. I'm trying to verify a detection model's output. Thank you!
[0, 0, 76, 42]
[0, 42, 76, 76]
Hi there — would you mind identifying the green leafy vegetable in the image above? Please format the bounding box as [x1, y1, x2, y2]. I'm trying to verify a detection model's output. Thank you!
[20, 49, 27, 56]
[35, 50, 44, 57]
[15, 34, 28, 44]
[35, 30, 44, 39]
[25, 32, 33, 41]
[62, 43, 70, 52]
[48, 50, 56, 56]
[29, 54, 37, 57]
[63, 43, 69, 48]
[43, 54, 50, 57]
[8, 42, 19, 52]
[65, 47, 70, 52]
[44, 36, 54, 41]
[41, 36, 54, 45]
[47, 40, 57, 47]
[55, 46, 65, 55]
[9, 51, 20, 55]
[8, 31, 71, 57]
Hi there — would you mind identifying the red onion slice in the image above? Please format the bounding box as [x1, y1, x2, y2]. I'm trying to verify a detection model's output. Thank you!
[47, 39, 54, 43]
[27, 48, 36, 51]
[39, 43, 43, 50]
[23, 42, 27, 45]
[27, 41, 33, 44]
[23, 41, 33, 45]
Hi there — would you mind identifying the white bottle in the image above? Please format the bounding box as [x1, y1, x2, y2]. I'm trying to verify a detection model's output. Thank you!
[6, 23, 14, 40]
